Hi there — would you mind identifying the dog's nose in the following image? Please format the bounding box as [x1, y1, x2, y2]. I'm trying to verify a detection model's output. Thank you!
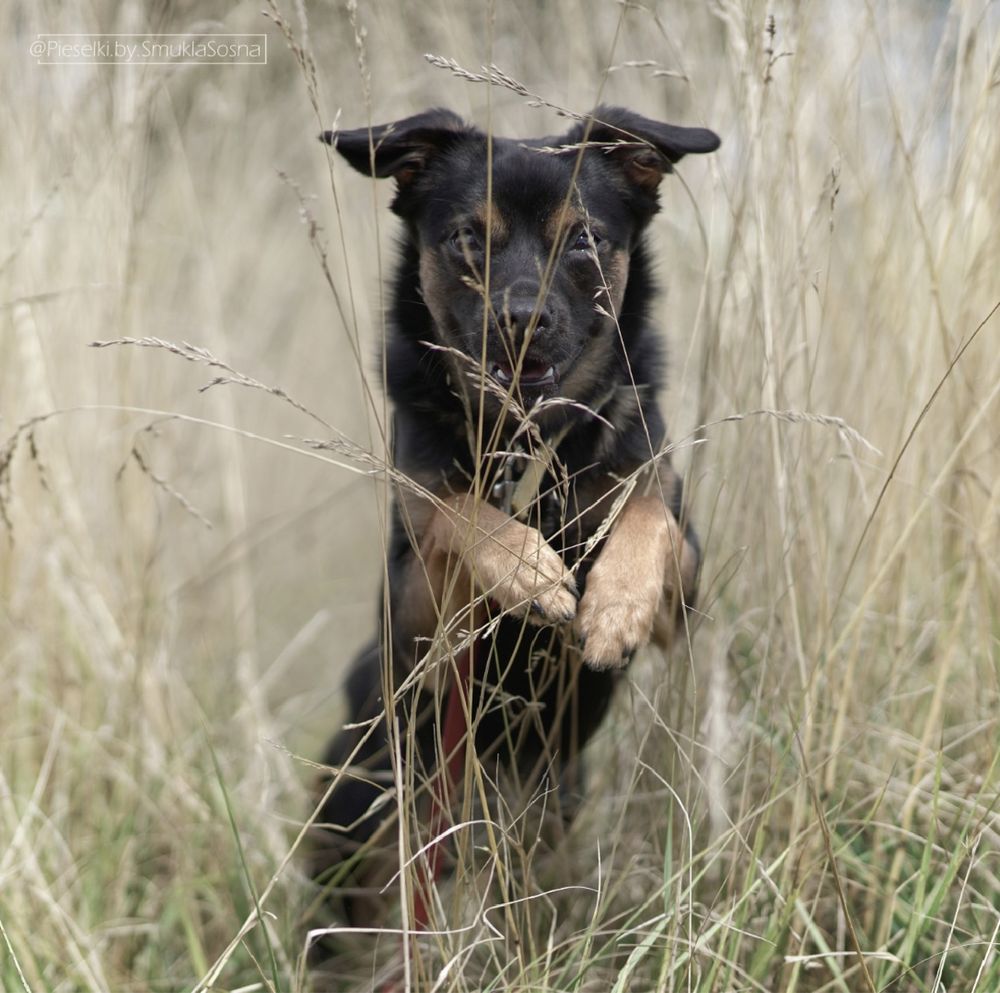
[494, 295, 552, 347]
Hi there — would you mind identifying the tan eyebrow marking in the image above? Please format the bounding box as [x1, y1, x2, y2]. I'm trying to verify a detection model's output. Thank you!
[472, 200, 509, 242]
[544, 204, 585, 246]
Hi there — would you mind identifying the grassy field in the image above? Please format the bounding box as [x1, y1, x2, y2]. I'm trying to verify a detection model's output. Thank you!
[2, 1, 999, 991]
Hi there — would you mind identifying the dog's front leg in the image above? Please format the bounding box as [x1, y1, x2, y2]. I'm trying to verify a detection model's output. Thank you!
[576, 494, 698, 670]
[395, 493, 578, 651]
[431, 494, 578, 623]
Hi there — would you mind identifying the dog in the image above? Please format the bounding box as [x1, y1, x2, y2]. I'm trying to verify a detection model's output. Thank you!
[312, 106, 719, 925]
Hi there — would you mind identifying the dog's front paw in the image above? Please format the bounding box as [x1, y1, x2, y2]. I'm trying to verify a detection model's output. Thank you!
[472, 521, 577, 624]
[575, 552, 662, 670]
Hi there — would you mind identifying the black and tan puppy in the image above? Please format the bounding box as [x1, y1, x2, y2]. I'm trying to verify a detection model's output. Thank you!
[313, 106, 719, 921]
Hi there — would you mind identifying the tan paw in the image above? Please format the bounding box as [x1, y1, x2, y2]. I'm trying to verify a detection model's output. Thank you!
[576, 556, 662, 670]
[470, 521, 577, 624]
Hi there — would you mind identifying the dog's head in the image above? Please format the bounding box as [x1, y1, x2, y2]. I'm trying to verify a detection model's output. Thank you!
[322, 107, 719, 422]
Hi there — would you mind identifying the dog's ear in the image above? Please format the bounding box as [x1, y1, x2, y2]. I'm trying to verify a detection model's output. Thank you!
[572, 106, 720, 193]
[320, 108, 469, 187]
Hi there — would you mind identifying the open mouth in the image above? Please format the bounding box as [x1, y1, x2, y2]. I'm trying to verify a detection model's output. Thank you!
[490, 358, 557, 389]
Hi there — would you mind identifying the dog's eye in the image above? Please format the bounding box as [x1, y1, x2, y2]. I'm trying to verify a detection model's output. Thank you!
[569, 228, 602, 253]
[448, 227, 482, 254]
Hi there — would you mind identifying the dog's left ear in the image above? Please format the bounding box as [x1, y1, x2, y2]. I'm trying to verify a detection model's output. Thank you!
[572, 106, 720, 193]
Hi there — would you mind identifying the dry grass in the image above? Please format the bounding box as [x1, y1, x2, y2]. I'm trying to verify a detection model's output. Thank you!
[2, 1, 999, 991]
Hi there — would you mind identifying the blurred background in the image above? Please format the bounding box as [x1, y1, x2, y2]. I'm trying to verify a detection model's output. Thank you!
[2, 1, 998, 990]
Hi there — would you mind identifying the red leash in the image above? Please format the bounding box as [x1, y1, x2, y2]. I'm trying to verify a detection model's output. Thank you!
[380, 645, 474, 992]
[412, 642, 474, 928]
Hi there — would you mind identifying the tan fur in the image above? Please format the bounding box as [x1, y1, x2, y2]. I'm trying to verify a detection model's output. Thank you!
[559, 333, 615, 400]
[620, 148, 669, 192]
[544, 204, 584, 245]
[601, 248, 630, 312]
[418, 252, 456, 332]
[433, 494, 577, 618]
[395, 490, 578, 664]
[576, 493, 697, 669]
[474, 200, 509, 243]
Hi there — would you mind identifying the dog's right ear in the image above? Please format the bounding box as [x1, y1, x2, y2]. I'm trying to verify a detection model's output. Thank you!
[320, 108, 468, 187]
